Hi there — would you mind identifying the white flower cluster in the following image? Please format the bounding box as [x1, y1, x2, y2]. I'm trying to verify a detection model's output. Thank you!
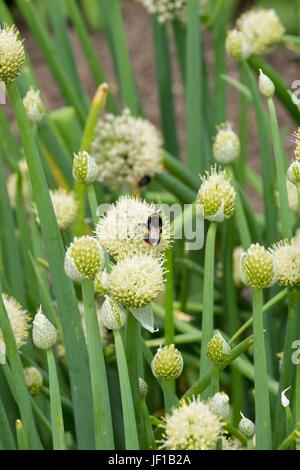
[23, 88, 45, 125]
[136, 0, 206, 24]
[91, 109, 162, 189]
[0, 294, 30, 351]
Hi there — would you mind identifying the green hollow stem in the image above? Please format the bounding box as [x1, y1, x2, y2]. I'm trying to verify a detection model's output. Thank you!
[46, 348, 66, 450]
[6, 80, 94, 450]
[0, 397, 16, 450]
[113, 329, 139, 450]
[87, 184, 99, 227]
[81, 279, 114, 449]
[200, 222, 217, 399]
[252, 288, 272, 450]
[164, 248, 174, 345]
[274, 288, 300, 446]
[228, 167, 252, 249]
[162, 380, 177, 414]
[267, 98, 293, 239]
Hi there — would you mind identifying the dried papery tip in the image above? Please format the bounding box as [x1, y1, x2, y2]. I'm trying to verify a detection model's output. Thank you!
[281, 386, 292, 408]
[258, 69, 275, 98]
[213, 122, 240, 164]
[239, 412, 255, 439]
[100, 296, 127, 330]
[240, 243, 277, 289]
[32, 309, 57, 350]
[287, 160, 300, 186]
[0, 25, 25, 82]
[160, 396, 222, 450]
[23, 87, 45, 125]
[151, 344, 183, 380]
[197, 165, 236, 222]
[225, 29, 251, 61]
[139, 377, 148, 399]
[24, 366, 43, 396]
[206, 332, 231, 364]
[73, 151, 98, 184]
[64, 236, 104, 283]
[208, 392, 230, 420]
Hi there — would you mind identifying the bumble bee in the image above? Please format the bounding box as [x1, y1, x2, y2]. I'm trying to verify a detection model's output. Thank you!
[137, 175, 152, 188]
[143, 213, 163, 247]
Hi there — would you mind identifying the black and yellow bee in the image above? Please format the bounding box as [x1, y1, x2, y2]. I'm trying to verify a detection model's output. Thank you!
[143, 213, 163, 247]
[137, 175, 152, 188]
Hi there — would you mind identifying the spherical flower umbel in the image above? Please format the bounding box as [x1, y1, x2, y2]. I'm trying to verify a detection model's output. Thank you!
[240, 243, 277, 289]
[72, 151, 98, 184]
[32, 309, 57, 350]
[209, 392, 230, 420]
[100, 296, 127, 330]
[0, 294, 30, 349]
[96, 196, 172, 259]
[225, 29, 251, 61]
[206, 332, 231, 364]
[239, 412, 255, 439]
[213, 123, 240, 165]
[33, 189, 78, 230]
[151, 344, 183, 380]
[91, 108, 162, 189]
[287, 160, 300, 186]
[258, 69, 275, 98]
[197, 166, 236, 222]
[23, 87, 45, 125]
[24, 367, 43, 396]
[0, 25, 25, 82]
[270, 240, 300, 287]
[160, 396, 222, 450]
[237, 8, 285, 55]
[136, 0, 206, 24]
[64, 236, 104, 283]
[106, 255, 164, 308]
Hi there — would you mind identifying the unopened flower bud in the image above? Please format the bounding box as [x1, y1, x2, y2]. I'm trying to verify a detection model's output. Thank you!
[32, 309, 57, 350]
[240, 243, 277, 289]
[197, 166, 236, 222]
[287, 160, 300, 186]
[139, 377, 148, 399]
[258, 69, 275, 98]
[64, 236, 104, 282]
[73, 151, 98, 184]
[209, 392, 230, 420]
[206, 332, 231, 364]
[0, 25, 25, 82]
[239, 412, 255, 439]
[23, 88, 45, 125]
[151, 344, 183, 380]
[24, 366, 43, 396]
[225, 29, 251, 61]
[213, 123, 240, 164]
[100, 296, 126, 330]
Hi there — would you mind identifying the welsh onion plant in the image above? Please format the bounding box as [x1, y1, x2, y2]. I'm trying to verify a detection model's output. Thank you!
[1, 0, 300, 452]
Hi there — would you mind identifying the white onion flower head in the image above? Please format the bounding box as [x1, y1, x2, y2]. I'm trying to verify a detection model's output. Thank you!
[23, 87, 45, 125]
[197, 166, 236, 222]
[240, 243, 277, 289]
[237, 8, 285, 55]
[276, 180, 299, 213]
[50, 189, 78, 230]
[106, 255, 164, 308]
[0, 25, 25, 82]
[225, 29, 251, 61]
[287, 160, 300, 186]
[32, 309, 57, 350]
[100, 296, 127, 330]
[233, 246, 244, 288]
[160, 396, 222, 450]
[24, 367, 43, 396]
[136, 0, 206, 24]
[64, 236, 104, 283]
[239, 412, 255, 439]
[151, 344, 183, 380]
[139, 377, 148, 399]
[270, 240, 300, 287]
[91, 109, 162, 189]
[96, 196, 172, 259]
[206, 332, 231, 364]
[209, 392, 230, 420]
[213, 122, 240, 164]
[0, 294, 30, 349]
[258, 70, 275, 98]
[73, 151, 98, 184]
